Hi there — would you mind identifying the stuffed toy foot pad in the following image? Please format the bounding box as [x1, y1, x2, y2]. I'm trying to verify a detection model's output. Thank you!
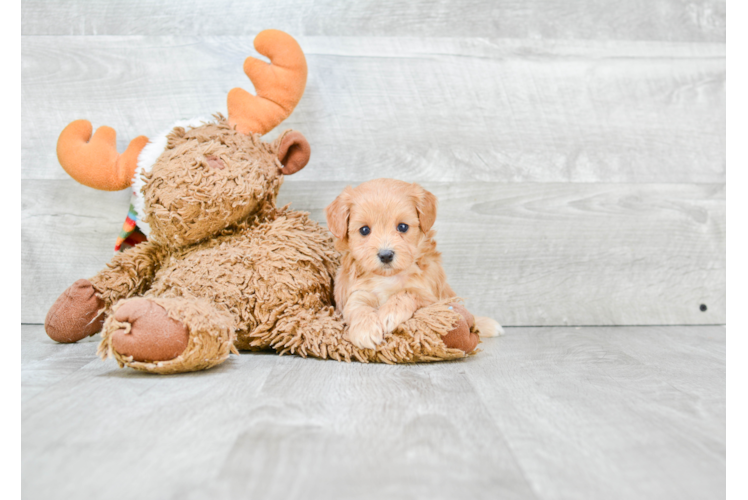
[98, 296, 237, 374]
[110, 298, 190, 362]
[45, 279, 105, 343]
[441, 303, 480, 353]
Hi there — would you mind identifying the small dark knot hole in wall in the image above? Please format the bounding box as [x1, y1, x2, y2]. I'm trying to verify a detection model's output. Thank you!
[700, 304, 707, 312]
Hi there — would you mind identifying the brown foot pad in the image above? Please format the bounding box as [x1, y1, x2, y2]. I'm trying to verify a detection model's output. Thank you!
[45, 279, 105, 343]
[111, 298, 189, 362]
[441, 303, 480, 353]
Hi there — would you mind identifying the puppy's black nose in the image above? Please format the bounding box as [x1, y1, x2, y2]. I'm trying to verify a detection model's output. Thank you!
[378, 249, 395, 264]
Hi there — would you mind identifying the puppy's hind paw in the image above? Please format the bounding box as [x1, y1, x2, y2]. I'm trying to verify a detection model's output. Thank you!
[475, 316, 504, 338]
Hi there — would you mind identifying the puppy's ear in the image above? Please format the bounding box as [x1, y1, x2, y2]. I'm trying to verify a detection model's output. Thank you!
[325, 187, 353, 240]
[413, 184, 438, 232]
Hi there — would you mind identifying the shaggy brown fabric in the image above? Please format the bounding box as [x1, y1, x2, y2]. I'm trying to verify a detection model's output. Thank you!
[49, 116, 473, 373]
[141, 119, 283, 249]
[89, 240, 168, 313]
[267, 300, 470, 364]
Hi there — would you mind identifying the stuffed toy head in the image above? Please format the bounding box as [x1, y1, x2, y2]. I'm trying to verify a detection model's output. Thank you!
[139, 122, 307, 248]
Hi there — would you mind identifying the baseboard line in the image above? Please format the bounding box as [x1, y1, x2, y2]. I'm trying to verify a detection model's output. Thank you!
[502, 323, 724, 328]
[21, 322, 726, 327]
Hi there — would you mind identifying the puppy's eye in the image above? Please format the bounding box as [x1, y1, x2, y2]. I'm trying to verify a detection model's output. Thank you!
[359, 226, 371, 236]
[397, 223, 409, 233]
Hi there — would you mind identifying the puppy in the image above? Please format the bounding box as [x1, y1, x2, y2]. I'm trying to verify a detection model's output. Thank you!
[325, 178, 502, 350]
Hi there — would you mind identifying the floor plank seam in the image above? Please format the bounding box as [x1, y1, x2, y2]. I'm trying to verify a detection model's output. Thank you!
[462, 369, 544, 500]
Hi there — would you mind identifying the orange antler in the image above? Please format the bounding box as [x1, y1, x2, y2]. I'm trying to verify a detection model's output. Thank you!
[228, 30, 308, 135]
[56, 120, 149, 191]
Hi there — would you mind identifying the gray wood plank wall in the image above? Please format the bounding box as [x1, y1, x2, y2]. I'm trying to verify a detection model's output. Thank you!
[21, 1, 725, 326]
[722, 13, 748, 326]
[21, 0, 726, 41]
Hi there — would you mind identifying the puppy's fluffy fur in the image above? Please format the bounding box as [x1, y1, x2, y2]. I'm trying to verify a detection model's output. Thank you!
[325, 178, 502, 350]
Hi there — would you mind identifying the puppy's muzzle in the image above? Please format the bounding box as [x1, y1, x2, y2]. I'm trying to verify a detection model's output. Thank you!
[377, 249, 395, 264]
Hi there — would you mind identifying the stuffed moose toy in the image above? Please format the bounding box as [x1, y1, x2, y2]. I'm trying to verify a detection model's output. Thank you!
[44, 30, 480, 374]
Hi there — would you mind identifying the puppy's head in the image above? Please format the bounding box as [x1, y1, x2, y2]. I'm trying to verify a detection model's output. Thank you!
[325, 179, 437, 276]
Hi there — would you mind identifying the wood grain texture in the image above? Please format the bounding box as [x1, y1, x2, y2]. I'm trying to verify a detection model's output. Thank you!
[21, 0, 726, 41]
[722, 40, 748, 184]
[21, 324, 726, 500]
[465, 325, 725, 500]
[723, 184, 748, 325]
[22, 36, 725, 183]
[22, 180, 130, 325]
[727, 326, 748, 500]
[22, 179, 725, 326]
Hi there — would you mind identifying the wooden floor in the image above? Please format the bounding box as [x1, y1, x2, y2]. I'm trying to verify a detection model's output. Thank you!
[21, 324, 725, 500]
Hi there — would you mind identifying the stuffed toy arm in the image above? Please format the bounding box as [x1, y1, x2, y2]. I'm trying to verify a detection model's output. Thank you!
[45, 241, 166, 343]
[89, 240, 166, 309]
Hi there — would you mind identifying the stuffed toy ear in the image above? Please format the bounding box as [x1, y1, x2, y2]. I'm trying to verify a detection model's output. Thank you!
[56, 120, 149, 191]
[413, 184, 438, 232]
[325, 187, 353, 240]
[276, 130, 310, 175]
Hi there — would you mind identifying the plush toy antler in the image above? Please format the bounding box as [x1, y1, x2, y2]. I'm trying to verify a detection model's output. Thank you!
[57, 121, 149, 191]
[227, 29, 308, 135]
[56, 29, 307, 191]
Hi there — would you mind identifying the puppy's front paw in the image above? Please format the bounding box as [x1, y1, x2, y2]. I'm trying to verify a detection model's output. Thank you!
[346, 317, 385, 350]
[379, 308, 415, 334]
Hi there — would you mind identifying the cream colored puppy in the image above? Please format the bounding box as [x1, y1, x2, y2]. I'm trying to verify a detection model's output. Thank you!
[325, 178, 502, 350]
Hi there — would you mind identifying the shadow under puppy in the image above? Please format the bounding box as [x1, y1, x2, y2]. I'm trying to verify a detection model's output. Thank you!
[325, 178, 502, 350]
